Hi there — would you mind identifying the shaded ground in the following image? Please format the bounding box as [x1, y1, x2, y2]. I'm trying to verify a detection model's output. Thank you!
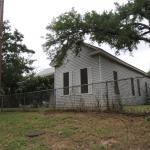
[0, 111, 150, 150]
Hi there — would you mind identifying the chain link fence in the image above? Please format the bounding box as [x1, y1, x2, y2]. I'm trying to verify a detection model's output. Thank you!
[0, 89, 55, 111]
[55, 77, 150, 111]
[0, 77, 150, 112]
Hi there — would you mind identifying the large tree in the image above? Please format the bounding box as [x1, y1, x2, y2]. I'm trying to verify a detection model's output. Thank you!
[16, 75, 54, 93]
[44, 0, 150, 66]
[2, 21, 35, 94]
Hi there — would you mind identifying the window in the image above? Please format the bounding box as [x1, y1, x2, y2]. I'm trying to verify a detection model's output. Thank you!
[145, 82, 148, 96]
[131, 78, 135, 96]
[113, 71, 120, 94]
[80, 68, 88, 93]
[63, 72, 69, 95]
[137, 79, 141, 96]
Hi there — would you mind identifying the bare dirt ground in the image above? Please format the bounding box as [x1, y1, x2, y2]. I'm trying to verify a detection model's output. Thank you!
[43, 111, 150, 150]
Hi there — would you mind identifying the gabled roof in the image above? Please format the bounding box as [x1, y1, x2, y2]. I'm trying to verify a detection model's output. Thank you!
[36, 68, 54, 77]
[51, 42, 147, 76]
[84, 43, 146, 76]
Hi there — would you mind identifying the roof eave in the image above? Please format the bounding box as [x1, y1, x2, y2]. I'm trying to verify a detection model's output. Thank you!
[84, 43, 146, 76]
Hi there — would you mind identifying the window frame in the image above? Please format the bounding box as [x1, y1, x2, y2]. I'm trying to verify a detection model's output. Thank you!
[137, 79, 141, 96]
[80, 68, 88, 94]
[145, 82, 148, 96]
[63, 72, 69, 95]
[131, 78, 135, 96]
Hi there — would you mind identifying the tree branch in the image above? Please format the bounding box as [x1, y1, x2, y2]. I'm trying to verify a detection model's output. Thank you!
[139, 37, 150, 43]
[133, 23, 150, 30]
[141, 31, 150, 36]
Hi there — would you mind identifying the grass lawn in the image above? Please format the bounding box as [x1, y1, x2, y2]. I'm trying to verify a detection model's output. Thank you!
[0, 111, 150, 150]
[123, 105, 150, 114]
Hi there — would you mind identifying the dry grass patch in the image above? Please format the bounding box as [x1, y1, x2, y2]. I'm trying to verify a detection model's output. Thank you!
[0, 111, 150, 150]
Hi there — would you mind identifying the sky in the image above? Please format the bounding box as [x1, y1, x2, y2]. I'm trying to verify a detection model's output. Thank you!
[3, 0, 150, 72]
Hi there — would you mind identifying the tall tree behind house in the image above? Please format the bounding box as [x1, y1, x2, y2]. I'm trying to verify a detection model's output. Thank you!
[0, 0, 4, 91]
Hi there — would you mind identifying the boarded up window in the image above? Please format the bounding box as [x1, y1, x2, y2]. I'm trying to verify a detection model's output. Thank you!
[131, 78, 135, 96]
[80, 68, 88, 93]
[113, 71, 120, 94]
[63, 72, 69, 95]
[137, 79, 141, 96]
[145, 82, 148, 95]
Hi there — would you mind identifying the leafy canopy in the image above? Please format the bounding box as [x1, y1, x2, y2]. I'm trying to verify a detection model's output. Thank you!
[2, 21, 35, 94]
[44, 0, 150, 66]
[16, 75, 54, 93]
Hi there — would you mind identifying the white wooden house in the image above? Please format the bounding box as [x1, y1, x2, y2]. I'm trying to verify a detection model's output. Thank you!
[51, 43, 150, 109]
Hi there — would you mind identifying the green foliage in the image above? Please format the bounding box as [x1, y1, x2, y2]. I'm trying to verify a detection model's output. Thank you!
[43, 8, 86, 66]
[44, 0, 150, 66]
[2, 21, 35, 94]
[16, 75, 54, 93]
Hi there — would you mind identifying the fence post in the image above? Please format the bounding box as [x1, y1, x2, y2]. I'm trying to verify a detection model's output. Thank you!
[54, 89, 56, 109]
[0, 95, 1, 112]
[23, 93, 25, 111]
[116, 81, 122, 111]
[1, 95, 3, 112]
[113, 79, 122, 111]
